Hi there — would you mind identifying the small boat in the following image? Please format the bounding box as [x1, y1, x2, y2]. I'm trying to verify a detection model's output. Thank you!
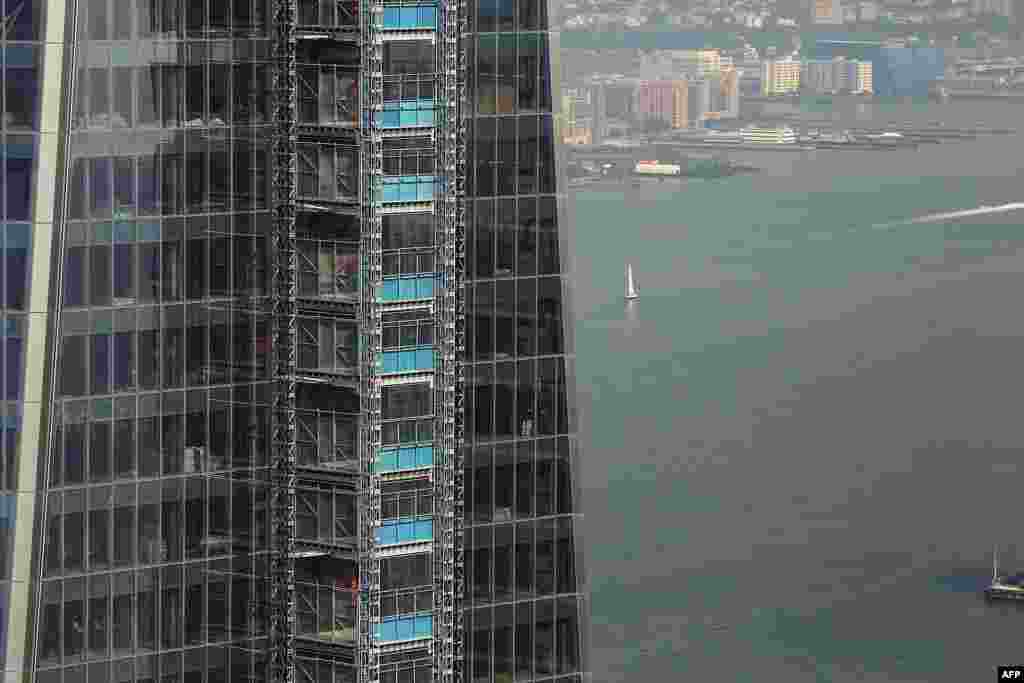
[625, 264, 639, 301]
[985, 546, 1024, 601]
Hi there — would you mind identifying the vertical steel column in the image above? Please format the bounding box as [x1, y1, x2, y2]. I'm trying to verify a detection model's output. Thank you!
[433, 0, 466, 679]
[358, 0, 385, 681]
[271, 0, 298, 680]
[451, 0, 468, 676]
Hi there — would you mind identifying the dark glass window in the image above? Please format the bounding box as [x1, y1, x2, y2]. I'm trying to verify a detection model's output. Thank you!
[383, 41, 435, 75]
[381, 554, 432, 591]
[3, 0, 44, 41]
[2, 147, 32, 221]
[2, 222, 29, 308]
[382, 384, 432, 420]
[3, 62, 40, 130]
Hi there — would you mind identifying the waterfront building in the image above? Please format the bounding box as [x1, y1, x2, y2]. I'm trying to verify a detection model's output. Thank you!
[0, 1, 590, 682]
[740, 126, 798, 144]
[810, 41, 942, 97]
[803, 60, 839, 93]
[673, 49, 722, 77]
[856, 61, 874, 94]
[562, 127, 593, 145]
[635, 80, 689, 129]
[718, 69, 741, 118]
[687, 78, 712, 129]
[802, 57, 872, 94]
[762, 57, 802, 95]
[813, 0, 844, 24]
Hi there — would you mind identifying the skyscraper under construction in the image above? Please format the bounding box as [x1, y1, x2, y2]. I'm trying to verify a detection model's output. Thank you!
[0, 0, 588, 681]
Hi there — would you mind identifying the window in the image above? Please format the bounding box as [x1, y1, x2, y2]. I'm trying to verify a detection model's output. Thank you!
[3, 145, 33, 221]
[383, 214, 433, 250]
[381, 554, 431, 591]
[382, 316, 433, 350]
[383, 41, 435, 75]
[2, 61, 40, 131]
[382, 384, 432, 420]
[382, 249, 433, 278]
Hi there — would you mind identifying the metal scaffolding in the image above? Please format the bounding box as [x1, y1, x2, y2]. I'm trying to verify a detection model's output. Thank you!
[357, 0, 385, 681]
[271, 0, 299, 680]
[432, 0, 466, 679]
[273, 0, 464, 676]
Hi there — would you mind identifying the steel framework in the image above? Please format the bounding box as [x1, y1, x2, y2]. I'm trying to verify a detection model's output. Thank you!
[431, 0, 467, 680]
[271, 0, 299, 679]
[357, 0, 385, 681]
[273, 0, 464, 677]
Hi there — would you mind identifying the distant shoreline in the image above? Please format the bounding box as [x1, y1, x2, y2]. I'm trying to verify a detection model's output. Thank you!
[569, 167, 760, 188]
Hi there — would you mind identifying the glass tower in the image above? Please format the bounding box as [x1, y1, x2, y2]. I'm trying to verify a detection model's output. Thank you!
[0, 0, 588, 680]
[462, 0, 589, 681]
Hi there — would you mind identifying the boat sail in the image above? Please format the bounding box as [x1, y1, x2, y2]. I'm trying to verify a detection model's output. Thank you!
[625, 264, 639, 301]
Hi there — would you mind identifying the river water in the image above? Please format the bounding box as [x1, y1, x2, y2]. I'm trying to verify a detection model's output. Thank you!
[572, 99, 1024, 682]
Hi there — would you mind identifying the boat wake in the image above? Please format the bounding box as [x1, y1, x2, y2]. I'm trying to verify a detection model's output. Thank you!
[871, 202, 1024, 230]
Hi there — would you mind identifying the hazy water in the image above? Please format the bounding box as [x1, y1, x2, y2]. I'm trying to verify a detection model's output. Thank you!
[573, 100, 1024, 682]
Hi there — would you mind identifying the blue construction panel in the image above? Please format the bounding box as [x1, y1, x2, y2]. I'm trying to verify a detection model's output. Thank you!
[381, 278, 401, 301]
[375, 445, 433, 473]
[381, 181, 400, 203]
[378, 100, 434, 128]
[375, 614, 433, 643]
[382, 7, 402, 28]
[397, 278, 418, 300]
[381, 175, 434, 203]
[416, 276, 434, 299]
[399, 7, 417, 27]
[417, 6, 437, 27]
[377, 109, 401, 127]
[414, 348, 433, 370]
[399, 109, 418, 127]
[376, 517, 433, 545]
[376, 449, 399, 472]
[380, 276, 434, 302]
[416, 178, 435, 201]
[414, 615, 432, 638]
[397, 181, 417, 202]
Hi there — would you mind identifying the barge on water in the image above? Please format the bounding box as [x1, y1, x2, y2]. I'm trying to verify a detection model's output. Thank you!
[984, 548, 1024, 601]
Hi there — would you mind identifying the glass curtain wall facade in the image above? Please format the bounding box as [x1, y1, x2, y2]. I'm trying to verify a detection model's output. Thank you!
[35, 1, 276, 682]
[463, 0, 590, 681]
[0, 0, 589, 680]
[3, 0, 70, 678]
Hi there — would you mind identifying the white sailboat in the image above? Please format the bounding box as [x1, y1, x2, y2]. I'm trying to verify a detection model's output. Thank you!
[625, 264, 639, 301]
